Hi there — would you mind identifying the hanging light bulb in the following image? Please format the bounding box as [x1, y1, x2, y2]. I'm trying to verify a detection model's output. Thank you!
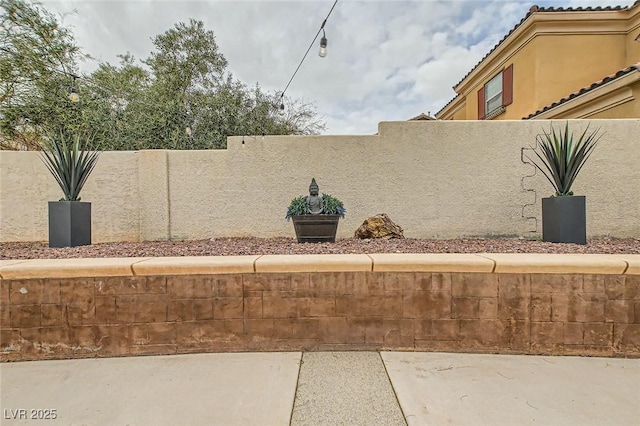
[319, 29, 327, 57]
[279, 101, 285, 116]
[68, 75, 79, 102]
[185, 126, 192, 137]
[69, 87, 79, 102]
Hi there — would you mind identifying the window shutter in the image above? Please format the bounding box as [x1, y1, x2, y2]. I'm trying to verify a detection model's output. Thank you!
[502, 64, 513, 107]
[478, 86, 486, 119]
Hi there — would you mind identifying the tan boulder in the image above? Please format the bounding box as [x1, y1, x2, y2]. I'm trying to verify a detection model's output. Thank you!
[354, 213, 404, 239]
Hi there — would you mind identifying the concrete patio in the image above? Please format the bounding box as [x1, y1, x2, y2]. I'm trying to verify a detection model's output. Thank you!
[1, 351, 638, 425]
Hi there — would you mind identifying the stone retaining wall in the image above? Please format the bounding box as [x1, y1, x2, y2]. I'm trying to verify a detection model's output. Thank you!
[1, 254, 638, 361]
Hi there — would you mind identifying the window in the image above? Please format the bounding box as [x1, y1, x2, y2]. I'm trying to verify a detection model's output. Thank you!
[477, 64, 513, 119]
[485, 73, 503, 114]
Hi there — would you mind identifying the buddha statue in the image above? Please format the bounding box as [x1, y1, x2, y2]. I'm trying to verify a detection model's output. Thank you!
[306, 178, 324, 215]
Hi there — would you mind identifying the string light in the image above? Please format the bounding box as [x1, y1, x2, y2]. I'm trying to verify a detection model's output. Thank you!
[278, 0, 338, 113]
[68, 74, 79, 102]
[319, 29, 327, 57]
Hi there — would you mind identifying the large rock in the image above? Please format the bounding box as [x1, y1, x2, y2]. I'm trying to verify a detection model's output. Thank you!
[354, 213, 404, 239]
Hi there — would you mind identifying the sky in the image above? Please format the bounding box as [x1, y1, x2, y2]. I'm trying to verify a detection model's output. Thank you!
[40, 0, 635, 135]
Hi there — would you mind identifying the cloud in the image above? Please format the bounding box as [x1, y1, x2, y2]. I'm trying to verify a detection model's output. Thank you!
[40, 0, 637, 135]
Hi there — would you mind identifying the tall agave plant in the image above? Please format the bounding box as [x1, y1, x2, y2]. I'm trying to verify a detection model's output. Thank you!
[531, 122, 601, 196]
[40, 133, 100, 201]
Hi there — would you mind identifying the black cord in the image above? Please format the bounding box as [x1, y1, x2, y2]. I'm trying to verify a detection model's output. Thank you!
[279, 0, 339, 102]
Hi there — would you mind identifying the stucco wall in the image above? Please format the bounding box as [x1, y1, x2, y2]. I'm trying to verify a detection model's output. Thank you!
[589, 80, 640, 119]
[534, 34, 628, 112]
[0, 151, 140, 243]
[1, 120, 639, 242]
[625, 11, 640, 65]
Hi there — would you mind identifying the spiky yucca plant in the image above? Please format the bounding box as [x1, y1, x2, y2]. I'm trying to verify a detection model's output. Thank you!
[531, 122, 601, 196]
[40, 133, 100, 201]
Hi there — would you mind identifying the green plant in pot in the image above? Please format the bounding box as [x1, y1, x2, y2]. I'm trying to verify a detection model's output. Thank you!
[530, 122, 601, 245]
[286, 178, 345, 243]
[40, 132, 100, 247]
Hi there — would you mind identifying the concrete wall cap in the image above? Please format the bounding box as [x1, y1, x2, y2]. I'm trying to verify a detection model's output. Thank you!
[0, 260, 29, 269]
[255, 254, 372, 273]
[1, 253, 636, 279]
[599, 254, 640, 274]
[0, 257, 149, 279]
[132, 256, 260, 276]
[369, 253, 495, 272]
[479, 253, 629, 274]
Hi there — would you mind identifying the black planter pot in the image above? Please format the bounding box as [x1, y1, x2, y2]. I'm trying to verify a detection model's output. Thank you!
[48, 201, 92, 248]
[542, 195, 586, 245]
[292, 215, 340, 243]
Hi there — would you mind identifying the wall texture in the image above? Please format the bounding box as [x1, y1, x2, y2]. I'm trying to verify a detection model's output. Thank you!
[1, 120, 639, 243]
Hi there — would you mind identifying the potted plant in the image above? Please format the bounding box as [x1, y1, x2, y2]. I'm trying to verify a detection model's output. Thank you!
[40, 132, 100, 247]
[286, 178, 345, 243]
[530, 122, 601, 245]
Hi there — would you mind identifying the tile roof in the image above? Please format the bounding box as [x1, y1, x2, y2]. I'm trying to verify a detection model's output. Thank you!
[408, 112, 436, 120]
[522, 63, 640, 119]
[436, 2, 639, 117]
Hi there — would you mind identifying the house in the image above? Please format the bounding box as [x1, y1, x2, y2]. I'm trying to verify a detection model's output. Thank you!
[436, 3, 640, 120]
[408, 112, 436, 121]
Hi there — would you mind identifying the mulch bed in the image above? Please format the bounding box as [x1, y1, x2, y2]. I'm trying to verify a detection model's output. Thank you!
[1, 237, 639, 260]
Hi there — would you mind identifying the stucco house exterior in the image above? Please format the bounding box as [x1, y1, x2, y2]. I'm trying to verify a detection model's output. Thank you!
[436, 2, 640, 120]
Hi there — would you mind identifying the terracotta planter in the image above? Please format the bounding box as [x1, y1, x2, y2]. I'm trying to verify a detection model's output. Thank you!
[291, 215, 340, 243]
[542, 195, 586, 245]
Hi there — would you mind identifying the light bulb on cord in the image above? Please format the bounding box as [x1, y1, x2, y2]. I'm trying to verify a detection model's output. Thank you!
[69, 86, 79, 103]
[279, 101, 285, 116]
[319, 30, 327, 57]
[68, 75, 79, 102]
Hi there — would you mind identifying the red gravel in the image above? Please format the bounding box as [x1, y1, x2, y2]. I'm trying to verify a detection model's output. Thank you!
[1, 237, 639, 259]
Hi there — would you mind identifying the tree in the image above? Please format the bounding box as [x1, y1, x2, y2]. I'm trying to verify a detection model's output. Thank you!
[1, 3, 325, 151]
[81, 53, 153, 150]
[0, 0, 85, 149]
[145, 19, 227, 95]
[87, 19, 325, 150]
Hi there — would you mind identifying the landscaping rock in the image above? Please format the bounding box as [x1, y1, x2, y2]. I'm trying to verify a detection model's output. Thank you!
[354, 213, 404, 239]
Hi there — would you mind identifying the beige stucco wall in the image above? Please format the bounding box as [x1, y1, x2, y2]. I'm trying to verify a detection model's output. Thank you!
[625, 10, 640, 65]
[0, 151, 140, 243]
[1, 120, 639, 242]
[588, 79, 640, 119]
[534, 34, 630, 112]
